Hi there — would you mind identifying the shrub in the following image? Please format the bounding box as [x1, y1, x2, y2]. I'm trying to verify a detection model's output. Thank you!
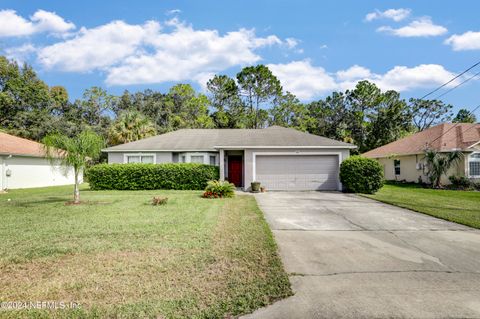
[203, 180, 236, 198]
[448, 175, 472, 190]
[152, 196, 168, 206]
[86, 163, 219, 190]
[340, 156, 384, 194]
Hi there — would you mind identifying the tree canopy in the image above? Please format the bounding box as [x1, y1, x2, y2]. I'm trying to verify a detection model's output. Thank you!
[0, 55, 470, 154]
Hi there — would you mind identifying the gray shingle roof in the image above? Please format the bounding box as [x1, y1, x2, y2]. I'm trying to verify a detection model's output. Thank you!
[104, 126, 356, 151]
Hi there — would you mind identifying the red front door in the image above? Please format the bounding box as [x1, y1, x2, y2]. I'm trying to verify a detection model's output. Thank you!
[228, 156, 243, 187]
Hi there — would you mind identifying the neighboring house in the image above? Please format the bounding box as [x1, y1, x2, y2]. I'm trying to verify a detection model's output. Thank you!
[103, 126, 355, 191]
[363, 123, 480, 184]
[0, 132, 80, 190]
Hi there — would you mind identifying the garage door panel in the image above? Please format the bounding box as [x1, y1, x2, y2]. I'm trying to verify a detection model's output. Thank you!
[255, 155, 339, 191]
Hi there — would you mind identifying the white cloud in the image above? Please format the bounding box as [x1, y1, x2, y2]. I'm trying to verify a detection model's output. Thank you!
[4, 43, 36, 63]
[166, 9, 181, 15]
[0, 9, 74, 37]
[445, 31, 480, 51]
[336, 65, 372, 81]
[267, 60, 337, 100]
[285, 38, 299, 49]
[368, 64, 457, 91]
[267, 60, 458, 100]
[377, 17, 447, 37]
[106, 20, 284, 85]
[35, 17, 287, 85]
[30, 10, 75, 34]
[37, 20, 160, 72]
[365, 8, 411, 22]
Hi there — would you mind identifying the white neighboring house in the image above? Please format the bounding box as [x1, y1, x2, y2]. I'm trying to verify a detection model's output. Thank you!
[0, 132, 80, 190]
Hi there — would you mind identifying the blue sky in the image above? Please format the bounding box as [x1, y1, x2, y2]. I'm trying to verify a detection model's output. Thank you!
[1, 0, 480, 115]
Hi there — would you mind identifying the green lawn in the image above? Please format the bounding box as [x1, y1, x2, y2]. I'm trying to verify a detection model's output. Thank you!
[0, 185, 291, 318]
[364, 183, 480, 229]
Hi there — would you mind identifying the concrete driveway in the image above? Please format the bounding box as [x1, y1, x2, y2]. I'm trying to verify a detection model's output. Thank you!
[243, 192, 480, 319]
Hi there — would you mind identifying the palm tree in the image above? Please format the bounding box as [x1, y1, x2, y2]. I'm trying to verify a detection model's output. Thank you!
[424, 149, 463, 188]
[108, 111, 157, 145]
[43, 131, 104, 204]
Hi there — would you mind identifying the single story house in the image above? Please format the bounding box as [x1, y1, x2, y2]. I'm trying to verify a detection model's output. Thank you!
[363, 123, 480, 184]
[103, 126, 356, 191]
[0, 132, 80, 190]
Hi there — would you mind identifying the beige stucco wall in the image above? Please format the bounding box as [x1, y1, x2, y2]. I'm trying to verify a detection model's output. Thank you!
[376, 153, 467, 185]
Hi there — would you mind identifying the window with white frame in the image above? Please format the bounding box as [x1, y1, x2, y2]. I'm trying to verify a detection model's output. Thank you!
[209, 155, 216, 166]
[126, 154, 155, 164]
[190, 155, 204, 164]
[394, 159, 401, 175]
[469, 153, 480, 177]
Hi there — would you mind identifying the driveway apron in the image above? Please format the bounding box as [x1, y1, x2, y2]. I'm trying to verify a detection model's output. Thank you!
[243, 192, 480, 319]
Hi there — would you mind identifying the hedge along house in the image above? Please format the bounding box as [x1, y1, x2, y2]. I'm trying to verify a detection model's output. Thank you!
[0, 132, 80, 190]
[363, 123, 480, 184]
[103, 126, 356, 191]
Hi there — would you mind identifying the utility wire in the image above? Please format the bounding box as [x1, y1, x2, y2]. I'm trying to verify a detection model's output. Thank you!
[418, 60, 480, 100]
[428, 103, 480, 146]
[415, 60, 480, 147]
[431, 69, 480, 100]
[441, 121, 479, 146]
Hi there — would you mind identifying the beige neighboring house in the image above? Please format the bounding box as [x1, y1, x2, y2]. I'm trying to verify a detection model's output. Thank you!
[363, 123, 480, 184]
[0, 132, 80, 190]
[103, 126, 356, 191]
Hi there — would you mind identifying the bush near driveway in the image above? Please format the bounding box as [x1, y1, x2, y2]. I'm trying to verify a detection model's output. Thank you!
[340, 155, 384, 194]
[86, 163, 219, 190]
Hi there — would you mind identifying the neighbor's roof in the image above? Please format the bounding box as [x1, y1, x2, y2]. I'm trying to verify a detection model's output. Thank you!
[363, 123, 480, 158]
[104, 126, 355, 152]
[0, 132, 48, 157]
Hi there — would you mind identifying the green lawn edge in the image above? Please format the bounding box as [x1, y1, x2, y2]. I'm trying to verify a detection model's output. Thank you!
[361, 184, 480, 229]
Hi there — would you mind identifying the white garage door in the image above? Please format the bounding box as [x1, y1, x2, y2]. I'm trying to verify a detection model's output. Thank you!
[255, 155, 339, 191]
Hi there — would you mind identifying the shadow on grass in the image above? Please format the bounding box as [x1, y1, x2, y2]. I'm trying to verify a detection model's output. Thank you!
[7, 196, 67, 207]
[7, 196, 113, 207]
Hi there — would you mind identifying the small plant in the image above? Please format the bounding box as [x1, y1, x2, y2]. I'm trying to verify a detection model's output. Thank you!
[448, 175, 473, 190]
[203, 180, 235, 198]
[152, 196, 168, 205]
[424, 150, 463, 188]
[340, 156, 384, 194]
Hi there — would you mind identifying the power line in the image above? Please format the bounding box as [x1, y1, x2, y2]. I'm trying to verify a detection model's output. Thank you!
[441, 121, 480, 146]
[417, 60, 480, 148]
[431, 69, 480, 100]
[419, 60, 480, 101]
[428, 103, 480, 146]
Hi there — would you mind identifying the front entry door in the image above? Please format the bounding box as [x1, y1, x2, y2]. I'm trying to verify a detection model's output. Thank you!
[228, 156, 243, 187]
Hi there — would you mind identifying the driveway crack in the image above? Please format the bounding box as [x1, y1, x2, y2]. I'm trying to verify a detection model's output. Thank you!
[386, 230, 455, 272]
[324, 207, 367, 230]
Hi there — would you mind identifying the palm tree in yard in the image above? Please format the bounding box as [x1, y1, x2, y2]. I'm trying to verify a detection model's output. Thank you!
[108, 110, 157, 145]
[424, 149, 463, 188]
[43, 130, 104, 204]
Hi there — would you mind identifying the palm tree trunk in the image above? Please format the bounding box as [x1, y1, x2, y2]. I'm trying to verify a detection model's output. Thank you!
[73, 169, 80, 204]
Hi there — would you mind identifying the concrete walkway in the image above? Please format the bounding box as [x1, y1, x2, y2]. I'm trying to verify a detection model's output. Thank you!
[243, 192, 480, 319]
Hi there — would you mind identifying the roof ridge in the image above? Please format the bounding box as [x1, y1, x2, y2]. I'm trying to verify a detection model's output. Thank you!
[0, 132, 43, 145]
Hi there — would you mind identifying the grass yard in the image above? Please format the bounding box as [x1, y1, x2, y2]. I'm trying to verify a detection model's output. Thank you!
[364, 183, 480, 229]
[0, 185, 291, 318]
